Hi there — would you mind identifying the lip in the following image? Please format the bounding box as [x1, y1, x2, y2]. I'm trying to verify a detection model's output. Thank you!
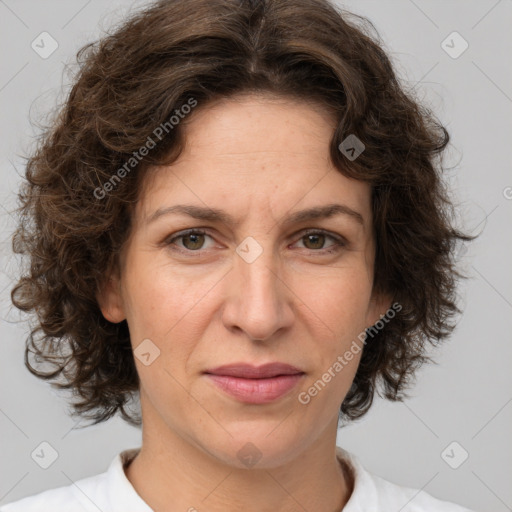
[204, 363, 305, 404]
[205, 362, 303, 379]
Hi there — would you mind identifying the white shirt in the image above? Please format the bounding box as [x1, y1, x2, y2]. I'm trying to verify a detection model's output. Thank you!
[0, 446, 475, 511]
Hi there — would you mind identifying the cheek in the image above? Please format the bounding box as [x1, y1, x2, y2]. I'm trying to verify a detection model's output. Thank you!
[123, 255, 217, 337]
[294, 266, 371, 391]
[295, 265, 373, 333]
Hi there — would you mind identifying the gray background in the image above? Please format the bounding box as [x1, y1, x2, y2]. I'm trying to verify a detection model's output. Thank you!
[1, 1, 511, 510]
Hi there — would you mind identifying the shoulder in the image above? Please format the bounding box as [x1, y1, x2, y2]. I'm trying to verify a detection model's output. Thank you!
[0, 448, 147, 512]
[337, 447, 476, 512]
[0, 472, 109, 512]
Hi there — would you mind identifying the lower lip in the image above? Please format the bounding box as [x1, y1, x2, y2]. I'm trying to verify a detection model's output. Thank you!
[205, 373, 304, 404]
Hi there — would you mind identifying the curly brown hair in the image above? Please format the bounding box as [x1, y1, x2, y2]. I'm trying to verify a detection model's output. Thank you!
[11, 0, 473, 427]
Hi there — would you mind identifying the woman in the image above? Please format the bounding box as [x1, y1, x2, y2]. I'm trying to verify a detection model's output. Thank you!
[4, 0, 476, 510]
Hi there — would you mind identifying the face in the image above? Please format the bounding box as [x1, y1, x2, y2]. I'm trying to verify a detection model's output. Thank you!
[99, 92, 388, 469]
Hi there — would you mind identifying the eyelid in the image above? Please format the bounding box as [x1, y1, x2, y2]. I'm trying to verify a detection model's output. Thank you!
[298, 228, 346, 245]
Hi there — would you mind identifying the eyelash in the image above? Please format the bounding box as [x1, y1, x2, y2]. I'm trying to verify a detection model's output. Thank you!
[164, 228, 346, 256]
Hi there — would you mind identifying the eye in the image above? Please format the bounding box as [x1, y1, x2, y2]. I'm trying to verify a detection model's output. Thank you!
[163, 228, 346, 255]
[292, 229, 346, 254]
[165, 229, 214, 252]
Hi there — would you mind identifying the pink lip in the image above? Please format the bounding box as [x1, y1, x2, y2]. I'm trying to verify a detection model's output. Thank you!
[204, 363, 305, 404]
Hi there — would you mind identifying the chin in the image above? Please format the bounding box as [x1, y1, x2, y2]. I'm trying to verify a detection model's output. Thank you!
[192, 419, 311, 470]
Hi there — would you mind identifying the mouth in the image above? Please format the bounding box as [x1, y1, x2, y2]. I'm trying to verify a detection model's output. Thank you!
[204, 363, 305, 404]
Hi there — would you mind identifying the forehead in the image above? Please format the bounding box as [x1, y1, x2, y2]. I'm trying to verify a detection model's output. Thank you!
[136, 93, 371, 228]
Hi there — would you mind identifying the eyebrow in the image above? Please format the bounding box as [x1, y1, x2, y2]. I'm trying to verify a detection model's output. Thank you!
[147, 203, 364, 227]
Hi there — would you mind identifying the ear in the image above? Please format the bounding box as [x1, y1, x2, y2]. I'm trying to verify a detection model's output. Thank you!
[96, 267, 126, 324]
[365, 290, 394, 329]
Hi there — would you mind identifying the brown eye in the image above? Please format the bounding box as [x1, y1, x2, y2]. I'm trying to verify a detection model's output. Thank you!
[302, 233, 326, 250]
[294, 229, 346, 254]
[181, 232, 206, 250]
[165, 229, 212, 253]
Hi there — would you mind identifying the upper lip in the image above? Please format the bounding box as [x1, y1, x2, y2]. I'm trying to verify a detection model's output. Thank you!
[204, 363, 304, 379]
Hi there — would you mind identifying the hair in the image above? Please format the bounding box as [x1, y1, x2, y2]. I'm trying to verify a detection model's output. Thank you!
[11, 0, 474, 427]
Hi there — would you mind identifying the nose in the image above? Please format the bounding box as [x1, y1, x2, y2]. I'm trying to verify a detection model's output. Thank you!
[221, 242, 295, 342]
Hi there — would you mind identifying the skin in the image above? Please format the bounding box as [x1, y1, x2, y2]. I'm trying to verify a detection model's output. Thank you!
[98, 92, 390, 512]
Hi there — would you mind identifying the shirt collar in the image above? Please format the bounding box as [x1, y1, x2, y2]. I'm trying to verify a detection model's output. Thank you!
[105, 447, 152, 511]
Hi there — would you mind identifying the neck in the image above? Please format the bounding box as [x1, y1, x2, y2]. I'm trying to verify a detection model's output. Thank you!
[125, 401, 353, 512]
